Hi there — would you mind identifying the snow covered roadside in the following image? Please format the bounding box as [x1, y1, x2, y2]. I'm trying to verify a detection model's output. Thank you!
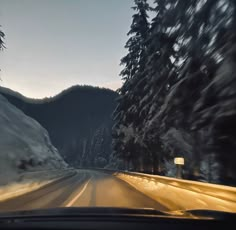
[0, 94, 68, 186]
[116, 173, 236, 212]
[0, 94, 73, 201]
[0, 169, 75, 202]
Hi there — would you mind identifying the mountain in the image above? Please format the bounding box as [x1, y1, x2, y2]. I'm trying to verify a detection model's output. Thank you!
[0, 85, 118, 168]
[0, 95, 67, 185]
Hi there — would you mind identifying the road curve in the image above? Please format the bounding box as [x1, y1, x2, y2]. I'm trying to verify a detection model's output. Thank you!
[0, 170, 167, 212]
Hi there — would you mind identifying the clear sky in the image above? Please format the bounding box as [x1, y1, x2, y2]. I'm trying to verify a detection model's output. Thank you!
[0, 0, 134, 98]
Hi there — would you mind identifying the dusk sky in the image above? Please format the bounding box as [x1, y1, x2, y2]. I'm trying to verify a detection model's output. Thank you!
[0, 0, 134, 98]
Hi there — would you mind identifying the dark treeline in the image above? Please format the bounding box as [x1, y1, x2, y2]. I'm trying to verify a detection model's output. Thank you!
[112, 0, 236, 185]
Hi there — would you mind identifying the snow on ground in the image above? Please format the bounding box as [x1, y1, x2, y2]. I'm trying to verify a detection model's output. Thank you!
[116, 172, 236, 212]
[0, 169, 75, 202]
[0, 94, 68, 186]
[0, 94, 73, 201]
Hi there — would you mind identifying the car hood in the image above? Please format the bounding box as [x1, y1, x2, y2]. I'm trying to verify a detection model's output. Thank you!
[0, 207, 235, 220]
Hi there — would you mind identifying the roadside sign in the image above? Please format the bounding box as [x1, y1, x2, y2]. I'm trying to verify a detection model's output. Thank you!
[174, 157, 184, 165]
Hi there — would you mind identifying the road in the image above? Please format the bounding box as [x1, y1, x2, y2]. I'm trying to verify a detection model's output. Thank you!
[0, 170, 167, 212]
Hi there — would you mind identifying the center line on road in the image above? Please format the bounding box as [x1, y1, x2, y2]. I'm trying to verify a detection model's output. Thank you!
[65, 179, 91, 207]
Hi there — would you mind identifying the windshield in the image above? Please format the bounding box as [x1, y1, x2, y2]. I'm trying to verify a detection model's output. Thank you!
[0, 0, 236, 217]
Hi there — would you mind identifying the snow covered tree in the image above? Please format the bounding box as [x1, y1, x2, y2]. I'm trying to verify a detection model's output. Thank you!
[113, 0, 236, 185]
[191, 1, 236, 184]
[140, 0, 236, 180]
[156, 0, 236, 180]
[0, 27, 5, 75]
[112, 0, 150, 170]
[138, 0, 178, 173]
[0, 27, 4, 50]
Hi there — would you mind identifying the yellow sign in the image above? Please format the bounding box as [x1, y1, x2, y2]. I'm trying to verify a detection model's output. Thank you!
[174, 157, 184, 165]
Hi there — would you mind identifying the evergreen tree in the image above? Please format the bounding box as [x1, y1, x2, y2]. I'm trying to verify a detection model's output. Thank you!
[191, 0, 236, 183]
[0, 27, 5, 74]
[0, 27, 4, 50]
[113, 0, 236, 185]
[112, 0, 150, 170]
[156, 0, 235, 179]
[139, 0, 236, 179]
[139, 0, 178, 173]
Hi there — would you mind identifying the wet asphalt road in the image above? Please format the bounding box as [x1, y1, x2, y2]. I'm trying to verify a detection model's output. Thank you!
[0, 170, 167, 212]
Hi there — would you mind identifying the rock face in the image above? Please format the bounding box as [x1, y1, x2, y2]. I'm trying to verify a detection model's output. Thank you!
[0, 85, 118, 168]
[0, 95, 67, 185]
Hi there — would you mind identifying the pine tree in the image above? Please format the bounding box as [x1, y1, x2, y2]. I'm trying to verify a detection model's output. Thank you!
[113, 0, 236, 184]
[191, 0, 236, 183]
[139, 0, 178, 173]
[150, 0, 236, 180]
[0, 27, 5, 74]
[112, 0, 150, 170]
[0, 27, 4, 50]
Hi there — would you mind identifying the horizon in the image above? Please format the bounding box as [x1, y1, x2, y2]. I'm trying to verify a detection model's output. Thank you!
[0, 83, 118, 101]
[0, 0, 133, 98]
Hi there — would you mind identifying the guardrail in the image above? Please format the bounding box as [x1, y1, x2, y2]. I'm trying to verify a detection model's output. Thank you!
[75, 167, 236, 202]
[84, 167, 236, 201]
[116, 171, 236, 202]
[113, 170, 236, 212]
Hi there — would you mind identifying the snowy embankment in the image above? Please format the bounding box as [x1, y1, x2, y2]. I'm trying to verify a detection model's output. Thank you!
[0, 169, 75, 202]
[0, 94, 71, 200]
[116, 172, 236, 212]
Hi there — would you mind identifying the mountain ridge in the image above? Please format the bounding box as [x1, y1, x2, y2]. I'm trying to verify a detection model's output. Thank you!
[0, 85, 118, 168]
[0, 85, 117, 103]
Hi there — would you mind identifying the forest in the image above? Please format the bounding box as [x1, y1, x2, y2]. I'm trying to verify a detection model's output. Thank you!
[112, 0, 236, 185]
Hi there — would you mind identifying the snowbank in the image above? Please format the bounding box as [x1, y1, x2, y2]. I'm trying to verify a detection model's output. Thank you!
[0, 169, 75, 202]
[0, 95, 68, 185]
[116, 172, 236, 212]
